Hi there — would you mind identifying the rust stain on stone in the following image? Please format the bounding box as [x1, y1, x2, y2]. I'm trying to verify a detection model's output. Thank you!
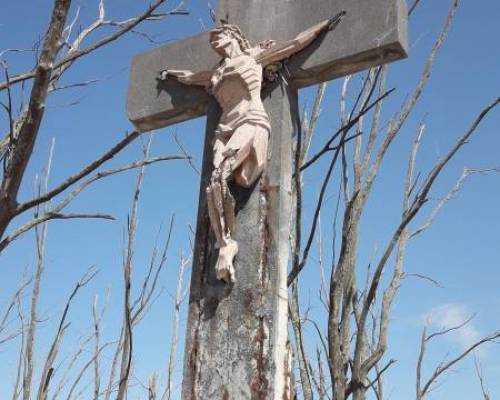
[243, 288, 255, 310]
[258, 181, 271, 288]
[250, 317, 269, 400]
[188, 315, 201, 400]
[199, 209, 211, 286]
[282, 341, 292, 400]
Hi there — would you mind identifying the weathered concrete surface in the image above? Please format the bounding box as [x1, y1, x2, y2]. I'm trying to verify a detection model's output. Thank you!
[127, 32, 217, 132]
[127, 0, 408, 131]
[181, 81, 295, 400]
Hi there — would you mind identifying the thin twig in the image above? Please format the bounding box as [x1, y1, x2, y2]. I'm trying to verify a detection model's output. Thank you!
[0, 0, 186, 92]
[36, 268, 98, 400]
[116, 137, 152, 399]
[162, 253, 189, 400]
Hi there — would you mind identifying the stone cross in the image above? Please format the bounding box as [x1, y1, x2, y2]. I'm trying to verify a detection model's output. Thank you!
[127, 1, 408, 399]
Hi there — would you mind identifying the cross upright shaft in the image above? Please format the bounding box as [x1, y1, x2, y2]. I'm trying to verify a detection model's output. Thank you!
[180, 3, 303, 398]
[126, 1, 408, 399]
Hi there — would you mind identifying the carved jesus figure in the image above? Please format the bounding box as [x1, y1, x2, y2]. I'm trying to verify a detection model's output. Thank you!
[160, 15, 343, 283]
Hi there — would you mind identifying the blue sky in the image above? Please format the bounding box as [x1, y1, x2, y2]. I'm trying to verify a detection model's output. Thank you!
[0, 0, 499, 399]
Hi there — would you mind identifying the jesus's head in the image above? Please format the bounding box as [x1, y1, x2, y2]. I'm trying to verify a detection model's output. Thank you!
[209, 25, 250, 58]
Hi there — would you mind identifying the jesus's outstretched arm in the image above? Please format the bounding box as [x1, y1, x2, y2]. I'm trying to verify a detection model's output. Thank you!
[158, 69, 212, 87]
[255, 11, 345, 66]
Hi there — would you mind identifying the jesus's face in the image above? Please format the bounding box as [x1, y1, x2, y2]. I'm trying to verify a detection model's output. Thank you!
[210, 31, 241, 58]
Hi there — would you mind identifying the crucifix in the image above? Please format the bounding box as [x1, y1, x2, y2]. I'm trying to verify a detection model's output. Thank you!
[127, 1, 408, 399]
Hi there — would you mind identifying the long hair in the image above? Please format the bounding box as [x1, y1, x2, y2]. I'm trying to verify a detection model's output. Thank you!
[209, 24, 251, 54]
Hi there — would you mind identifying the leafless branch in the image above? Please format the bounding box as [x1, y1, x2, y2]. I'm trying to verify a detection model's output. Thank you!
[50, 78, 102, 92]
[0, 48, 35, 59]
[0, 275, 31, 341]
[15, 130, 143, 215]
[302, 83, 327, 163]
[51, 334, 93, 399]
[92, 294, 104, 400]
[411, 167, 500, 238]
[0, 0, 189, 248]
[417, 319, 500, 399]
[474, 355, 491, 400]
[289, 282, 313, 400]
[65, 342, 112, 400]
[103, 326, 124, 400]
[351, 96, 499, 395]
[36, 268, 97, 400]
[116, 137, 152, 399]
[0, 0, 187, 92]
[0, 154, 187, 253]
[162, 253, 189, 400]
[131, 214, 175, 325]
[353, 122, 425, 385]
[404, 273, 444, 288]
[149, 373, 158, 400]
[408, 0, 423, 16]
[0, 212, 114, 253]
[359, 66, 387, 177]
[0, 61, 14, 159]
[300, 88, 395, 172]
[172, 131, 199, 175]
[0, 0, 72, 243]
[12, 297, 26, 400]
[22, 182, 52, 400]
[365, 359, 396, 396]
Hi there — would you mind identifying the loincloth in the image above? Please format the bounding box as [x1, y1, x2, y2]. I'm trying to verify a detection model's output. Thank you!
[214, 110, 271, 143]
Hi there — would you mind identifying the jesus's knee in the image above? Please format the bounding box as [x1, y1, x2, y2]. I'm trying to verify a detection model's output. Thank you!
[234, 162, 264, 188]
[234, 175, 252, 188]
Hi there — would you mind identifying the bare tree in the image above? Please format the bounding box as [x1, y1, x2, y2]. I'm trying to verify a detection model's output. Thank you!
[416, 318, 500, 400]
[1, 1, 191, 399]
[3, 135, 185, 398]
[288, 0, 500, 399]
[0, 0, 189, 252]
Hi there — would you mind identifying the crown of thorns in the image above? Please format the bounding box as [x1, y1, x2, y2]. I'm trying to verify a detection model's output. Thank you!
[209, 24, 251, 52]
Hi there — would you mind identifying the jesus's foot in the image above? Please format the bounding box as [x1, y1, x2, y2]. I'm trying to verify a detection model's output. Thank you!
[215, 239, 238, 283]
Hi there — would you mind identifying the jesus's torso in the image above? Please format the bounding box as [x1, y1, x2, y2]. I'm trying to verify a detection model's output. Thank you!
[210, 54, 270, 137]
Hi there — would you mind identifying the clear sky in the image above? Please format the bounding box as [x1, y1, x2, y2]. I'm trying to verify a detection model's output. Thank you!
[0, 0, 499, 399]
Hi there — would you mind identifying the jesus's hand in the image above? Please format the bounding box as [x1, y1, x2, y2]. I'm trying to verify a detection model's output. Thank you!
[327, 10, 346, 31]
[158, 69, 193, 81]
[158, 70, 170, 80]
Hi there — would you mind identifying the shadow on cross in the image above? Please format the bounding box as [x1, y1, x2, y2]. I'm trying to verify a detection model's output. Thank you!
[155, 76, 210, 114]
[287, 26, 331, 80]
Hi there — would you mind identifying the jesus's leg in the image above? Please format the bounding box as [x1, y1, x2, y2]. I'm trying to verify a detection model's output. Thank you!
[209, 125, 269, 283]
[207, 166, 237, 283]
[206, 138, 228, 250]
[233, 125, 269, 188]
[206, 185, 224, 248]
[213, 157, 238, 283]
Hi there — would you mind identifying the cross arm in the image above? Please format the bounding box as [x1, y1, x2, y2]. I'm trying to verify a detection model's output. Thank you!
[128, 0, 408, 132]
